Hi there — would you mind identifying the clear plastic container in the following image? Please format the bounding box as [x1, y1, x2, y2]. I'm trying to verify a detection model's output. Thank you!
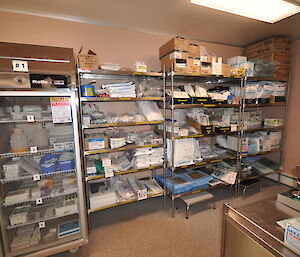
[10, 128, 29, 153]
[32, 123, 49, 148]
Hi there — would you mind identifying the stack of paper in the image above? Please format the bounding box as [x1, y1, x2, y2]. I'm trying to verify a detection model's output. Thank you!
[102, 82, 136, 97]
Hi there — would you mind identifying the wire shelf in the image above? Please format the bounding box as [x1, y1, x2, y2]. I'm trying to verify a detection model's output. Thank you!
[1, 169, 76, 184]
[7, 210, 79, 230]
[0, 148, 74, 159]
[3, 188, 78, 207]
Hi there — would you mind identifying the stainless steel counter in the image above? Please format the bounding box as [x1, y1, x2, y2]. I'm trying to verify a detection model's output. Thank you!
[221, 198, 299, 257]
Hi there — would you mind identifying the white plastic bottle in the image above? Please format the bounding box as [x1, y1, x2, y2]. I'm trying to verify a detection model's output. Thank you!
[32, 123, 49, 148]
[10, 128, 29, 153]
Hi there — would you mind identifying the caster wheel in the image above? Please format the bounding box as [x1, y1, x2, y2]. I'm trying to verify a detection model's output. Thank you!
[175, 207, 178, 209]
[186, 217, 189, 219]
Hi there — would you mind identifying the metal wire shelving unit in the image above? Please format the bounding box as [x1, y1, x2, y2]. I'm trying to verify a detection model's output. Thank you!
[166, 68, 288, 217]
[77, 69, 167, 227]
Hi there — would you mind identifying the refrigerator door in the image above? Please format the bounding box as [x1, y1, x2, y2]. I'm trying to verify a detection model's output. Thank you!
[0, 90, 88, 257]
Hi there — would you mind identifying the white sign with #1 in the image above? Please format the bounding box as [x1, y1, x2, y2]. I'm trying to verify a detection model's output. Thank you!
[50, 97, 72, 123]
[12, 60, 28, 72]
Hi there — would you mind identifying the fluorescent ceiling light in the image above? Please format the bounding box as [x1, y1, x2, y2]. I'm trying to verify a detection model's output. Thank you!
[191, 0, 300, 23]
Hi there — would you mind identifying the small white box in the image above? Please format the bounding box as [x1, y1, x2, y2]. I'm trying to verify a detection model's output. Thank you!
[285, 222, 300, 255]
[212, 57, 222, 75]
[227, 56, 247, 66]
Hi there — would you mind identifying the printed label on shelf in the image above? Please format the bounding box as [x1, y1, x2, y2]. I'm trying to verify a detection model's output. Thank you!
[50, 97, 72, 123]
[54, 143, 65, 152]
[36, 198, 43, 205]
[12, 60, 28, 72]
[27, 115, 35, 122]
[64, 141, 74, 150]
[33, 174, 41, 181]
[104, 166, 114, 178]
[30, 146, 38, 153]
[39, 221, 46, 228]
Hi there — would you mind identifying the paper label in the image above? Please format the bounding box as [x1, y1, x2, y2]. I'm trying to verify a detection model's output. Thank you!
[54, 143, 65, 152]
[30, 146, 38, 153]
[170, 51, 182, 59]
[50, 97, 72, 123]
[36, 198, 43, 205]
[33, 174, 41, 181]
[27, 115, 35, 122]
[83, 115, 91, 125]
[78, 68, 91, 73]
[88, 138, 105, 150]
[39, 221, 46, 228]
[101, 157, 112, 167]
[285, 223, 300, 254]
[86, 166, 96, 175]
[104, 166, 114, 178]
[64, 141, 74, 150]
[12, 60, 28, 72]
[194, 59, 201, 66]
[138, 190, 148, 201]
[200, 56, 208, 62]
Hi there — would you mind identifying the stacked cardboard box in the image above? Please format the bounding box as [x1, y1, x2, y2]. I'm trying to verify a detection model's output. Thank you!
[244, 37, 292, 80]
[227, 56, 254, 77]
[159, 37, 189, 73]
[159, 37, 224, 75]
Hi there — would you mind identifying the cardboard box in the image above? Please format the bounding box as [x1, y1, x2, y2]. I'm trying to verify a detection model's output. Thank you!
[187, 57, 200, 74]
[227, 56, 247, 66]
[84, 135, 108, 150]
[188, 44, 200, 58]
[200, 61, 212, 75]
[159, 37, 188, 59]
[78, 50, 99, 70]
[212, 57, 222, 75]
[244, 37, 292, 58]
[161, 54, 188, 73]
[222, 64, 231, 76]
[187, 118, 213, 134]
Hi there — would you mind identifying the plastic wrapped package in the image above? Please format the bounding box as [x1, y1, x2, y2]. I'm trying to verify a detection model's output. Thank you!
[115, 180, 135, 202]
[244, 83, 259, 99]
[137, 101, 163, 121]
[137, 78, 163, 97]
[167, 138, 195, 167]
[194, 85, 209, 97]
[102, 82, 136, 97]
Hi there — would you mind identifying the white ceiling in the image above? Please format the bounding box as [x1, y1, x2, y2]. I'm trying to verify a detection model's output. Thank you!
[1, 0, 300, 46]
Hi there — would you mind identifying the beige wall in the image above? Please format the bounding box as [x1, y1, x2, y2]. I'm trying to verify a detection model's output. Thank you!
[0, 10, 299, 178]
[283, 40, 300, 178]
[0, 11, 242, 71]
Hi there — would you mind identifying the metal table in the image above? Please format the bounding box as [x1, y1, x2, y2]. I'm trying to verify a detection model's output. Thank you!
[221, 198, 299, 257]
